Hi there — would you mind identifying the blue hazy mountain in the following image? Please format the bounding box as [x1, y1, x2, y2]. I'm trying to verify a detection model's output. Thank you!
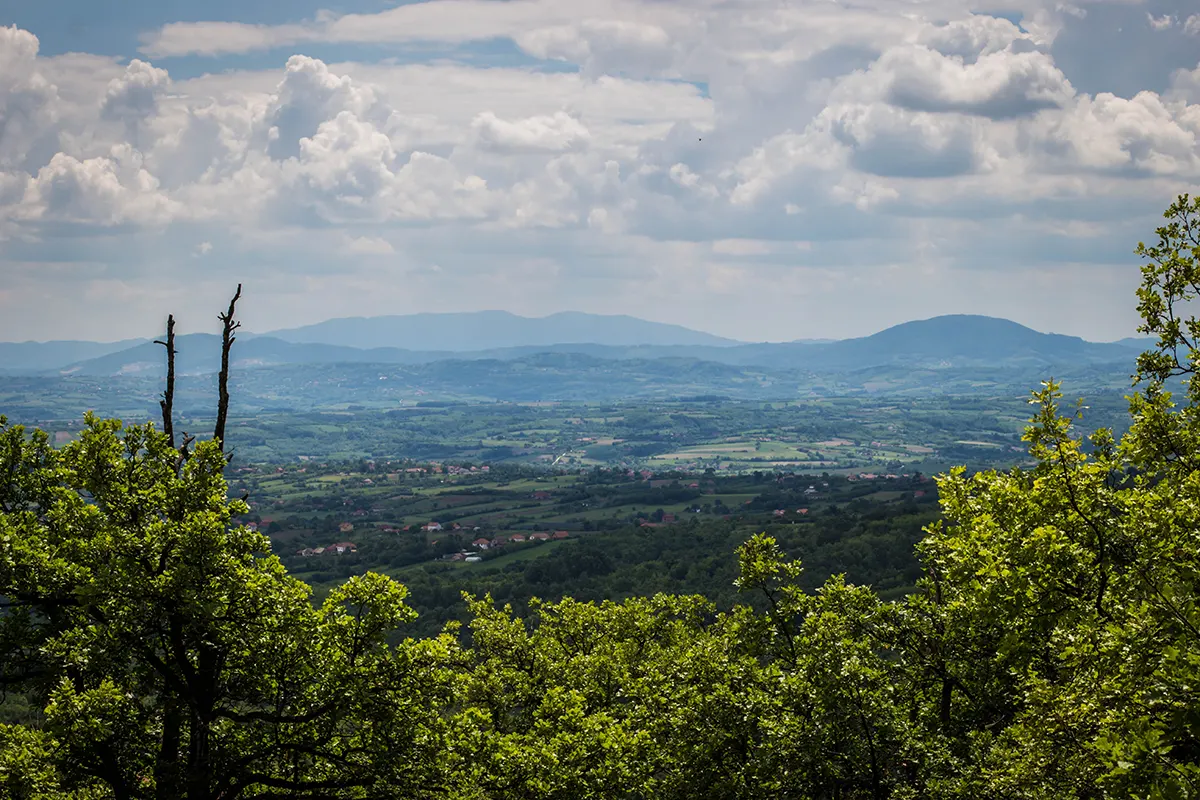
[263, 310, 742, 350]
[0, 339, 147, 373]
[53, 314, 1140, 378]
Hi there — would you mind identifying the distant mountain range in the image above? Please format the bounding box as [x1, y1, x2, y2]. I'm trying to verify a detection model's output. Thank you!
[0, 339, 146, 373]
[3, 313, 1149, 379]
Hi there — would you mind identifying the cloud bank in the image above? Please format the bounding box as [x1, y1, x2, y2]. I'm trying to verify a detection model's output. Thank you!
[1, 0, 1199, 342]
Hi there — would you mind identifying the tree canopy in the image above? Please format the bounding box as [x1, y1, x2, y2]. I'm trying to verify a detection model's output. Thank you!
[4, 195, 1200, 798]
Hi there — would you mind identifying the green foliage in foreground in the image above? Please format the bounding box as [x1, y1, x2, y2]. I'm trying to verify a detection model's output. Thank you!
[3, 196, 1200, 798]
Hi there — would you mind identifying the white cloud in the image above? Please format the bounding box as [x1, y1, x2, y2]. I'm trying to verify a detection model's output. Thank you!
[101, 59, 170, 123]
[1028, 91, 1200, 176]
[263, 55, 388, 160]
[1186, 15, 1200, 36]
[140, 21, 320, 59]
[471, 111, 590, 153]
[866, 45, 1075, 119]
[21, 146, 182, 226]
[1148, 14, 1176, 32]
[346, 235, 394, 255]
[0, 26, 61, 170]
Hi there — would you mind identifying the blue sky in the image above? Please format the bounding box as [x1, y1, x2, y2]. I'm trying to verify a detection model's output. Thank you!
[1, 0, 1199, 343]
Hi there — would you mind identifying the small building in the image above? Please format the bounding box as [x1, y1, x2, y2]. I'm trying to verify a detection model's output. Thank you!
[551, 531, 569, 540]
[510, 534, 526, 543]
[328, 542, 357, 555]
[529, 532, 551, 542]
[338, 522, 355, 533]
[473, 538, 491, 550]
[422, 522, 443, 532]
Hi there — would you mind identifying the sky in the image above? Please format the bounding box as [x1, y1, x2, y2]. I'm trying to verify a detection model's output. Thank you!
[0, 0, 1198, 344]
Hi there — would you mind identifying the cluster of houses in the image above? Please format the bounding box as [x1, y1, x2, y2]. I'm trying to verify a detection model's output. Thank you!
[441, 530, 569, 562]
[295, 541, 357, 558]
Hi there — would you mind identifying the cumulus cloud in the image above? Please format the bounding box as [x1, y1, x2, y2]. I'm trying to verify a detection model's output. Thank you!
[471, 111, 590, 153]
[867, 46, 1075, 119]
[22, 146, 181, 225]
[1028, 91, 1200, 177]
[101, 59, 170, 123]
[0, 26, 60, 170]
[263, 55, 387, 160]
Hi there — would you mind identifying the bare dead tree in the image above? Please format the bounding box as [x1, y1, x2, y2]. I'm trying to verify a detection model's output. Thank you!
[154, 314, 177, 448]
[214, 284, 242, 454]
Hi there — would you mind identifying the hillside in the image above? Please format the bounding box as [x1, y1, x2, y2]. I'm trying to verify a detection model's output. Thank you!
[264, 310, 742, 350]
[802, 315, 1139, 368]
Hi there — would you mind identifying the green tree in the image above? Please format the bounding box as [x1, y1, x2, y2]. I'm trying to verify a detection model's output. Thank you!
[0, 291, 457, 799]
[0, 416, 455, 799]
[910, 194, 1200, 798]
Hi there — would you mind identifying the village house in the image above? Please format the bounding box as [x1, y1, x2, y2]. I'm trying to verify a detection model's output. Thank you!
[338, 522, 354, 533]
[421, 522, 443, 532]
[509, 534, 526, 543]
[529, 532, 551, 542]
[551, 531, 569, 540]
[472, 538, 491, 550]
[328, 542, 357, 555]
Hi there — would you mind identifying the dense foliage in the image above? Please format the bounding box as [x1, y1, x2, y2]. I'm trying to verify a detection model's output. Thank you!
[3, 195, 1200, 798]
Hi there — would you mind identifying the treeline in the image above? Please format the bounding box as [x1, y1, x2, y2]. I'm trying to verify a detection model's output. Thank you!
[3, 373, 1200, 798]
[391, 506, 934, 637]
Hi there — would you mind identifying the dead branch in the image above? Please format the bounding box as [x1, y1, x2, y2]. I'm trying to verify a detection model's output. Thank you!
[177, 433, 195, 472]
[154, 314, 177, 449]
[214, 284, 242, 455]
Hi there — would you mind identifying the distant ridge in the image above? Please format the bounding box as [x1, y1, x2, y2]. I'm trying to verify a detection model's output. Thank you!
[263, 310, 742, 350]
[47, 314, 1142, 378]
[805, 315, 1133, 368]
[0, 339, 147, 374]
